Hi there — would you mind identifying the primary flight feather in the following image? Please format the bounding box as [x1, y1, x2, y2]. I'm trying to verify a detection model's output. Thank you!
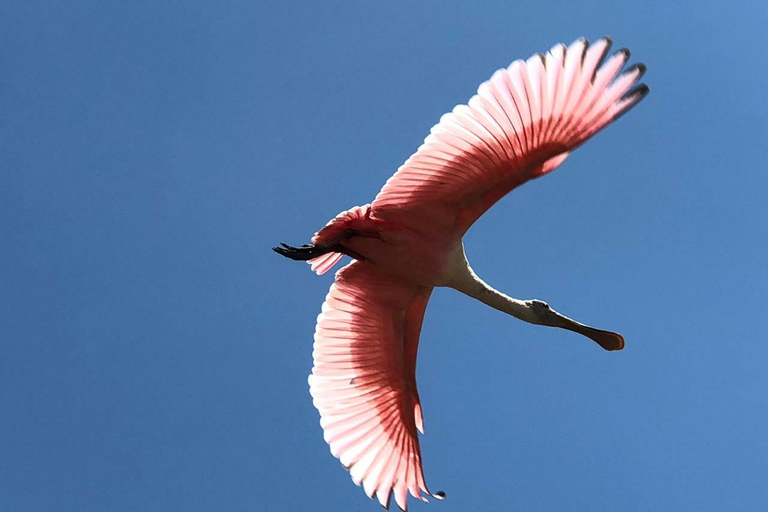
[274, 37, 648, 510]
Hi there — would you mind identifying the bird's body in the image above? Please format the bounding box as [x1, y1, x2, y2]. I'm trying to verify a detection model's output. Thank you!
[275, 37, 648, 510]
[343, 220, 455, 285]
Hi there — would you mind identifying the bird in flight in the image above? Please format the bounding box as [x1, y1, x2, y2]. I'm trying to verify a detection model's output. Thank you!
[274, 37, 648, 511]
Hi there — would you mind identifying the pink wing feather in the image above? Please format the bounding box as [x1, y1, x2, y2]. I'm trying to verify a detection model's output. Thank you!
[371, 37, 647, 234]
[306, 38, 648, 508]
[309, 262, 438, 510]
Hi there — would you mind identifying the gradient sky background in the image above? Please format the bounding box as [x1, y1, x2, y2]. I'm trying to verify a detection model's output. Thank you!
[2, 1, 767, 511]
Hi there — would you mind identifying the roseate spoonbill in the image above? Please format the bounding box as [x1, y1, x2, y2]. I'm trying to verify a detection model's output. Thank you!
[274, 37, 647, 510]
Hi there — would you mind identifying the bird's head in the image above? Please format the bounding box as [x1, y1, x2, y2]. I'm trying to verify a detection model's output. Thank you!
[527, 300, 552, 325]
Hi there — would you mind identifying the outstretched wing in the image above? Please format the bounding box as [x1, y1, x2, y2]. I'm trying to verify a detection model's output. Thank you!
[371, 37, 648, 234]
[309, 261, 439, 510]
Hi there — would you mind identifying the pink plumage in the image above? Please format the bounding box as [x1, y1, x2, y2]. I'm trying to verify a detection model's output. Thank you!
[309, 264, 434, 509]
[275, 37, 647, 510]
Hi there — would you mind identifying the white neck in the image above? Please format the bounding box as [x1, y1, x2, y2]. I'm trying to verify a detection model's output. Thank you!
[439, 242, 538, 323]
[440, 241, 625, 351]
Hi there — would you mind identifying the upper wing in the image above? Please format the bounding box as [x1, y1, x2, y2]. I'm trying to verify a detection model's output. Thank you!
[309, 261, 438, 510]
[371, 37, 648, 234]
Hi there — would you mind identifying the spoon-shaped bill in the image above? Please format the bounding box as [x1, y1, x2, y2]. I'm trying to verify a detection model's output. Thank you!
[546, 310, 625, 351]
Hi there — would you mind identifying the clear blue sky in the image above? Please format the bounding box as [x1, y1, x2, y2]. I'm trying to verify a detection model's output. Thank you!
[1, 1, 767, 511]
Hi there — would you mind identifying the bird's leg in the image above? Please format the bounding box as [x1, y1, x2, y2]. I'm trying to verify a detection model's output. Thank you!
[273, 229, 365, 261]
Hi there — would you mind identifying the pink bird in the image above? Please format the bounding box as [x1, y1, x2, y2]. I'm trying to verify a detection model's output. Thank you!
[275, 37, 647, 510]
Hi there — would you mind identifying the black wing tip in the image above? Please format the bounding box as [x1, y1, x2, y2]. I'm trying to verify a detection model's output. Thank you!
[616, 47, 631, 59]
[607, 83, 649, 124]
[623, 62, 647, 80]
[589, 37, 614, 83]
[377, 489, 444, 510]
[612, 83, 650, 122]
[377, 490, 392, 510]
[625, 83, 650, 101]
[388, 490, 445, 511]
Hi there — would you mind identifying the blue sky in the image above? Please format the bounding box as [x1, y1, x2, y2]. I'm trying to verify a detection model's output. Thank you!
[1, 1, 767, 511]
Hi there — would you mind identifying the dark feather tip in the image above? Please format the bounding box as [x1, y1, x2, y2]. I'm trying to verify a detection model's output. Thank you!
[623, 83, 650, 101]
[622, 62, 647, 80]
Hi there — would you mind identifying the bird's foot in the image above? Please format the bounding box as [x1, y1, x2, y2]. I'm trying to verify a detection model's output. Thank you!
[272, 242, 325, 261]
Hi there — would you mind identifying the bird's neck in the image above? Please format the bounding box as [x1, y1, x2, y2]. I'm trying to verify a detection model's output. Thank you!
[439, 242, 538, 324]
[441, 240, 625, 351]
